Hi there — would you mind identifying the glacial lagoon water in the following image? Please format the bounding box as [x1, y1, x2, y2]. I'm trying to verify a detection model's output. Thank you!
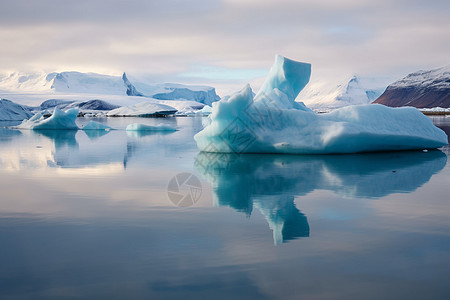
[0, 116, 450, 299]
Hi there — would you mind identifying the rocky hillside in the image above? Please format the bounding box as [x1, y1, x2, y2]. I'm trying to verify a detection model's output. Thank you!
[373, 65, 450, 108]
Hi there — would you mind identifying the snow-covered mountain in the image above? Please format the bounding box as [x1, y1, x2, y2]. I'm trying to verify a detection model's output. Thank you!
[373, 65, 450, 108]
[0, 72, 128, 95]
[0, 71, 220, 105]
[132, 82, 220, 106]
[298, 75, 385, 111]
[0, 99, 33, 121]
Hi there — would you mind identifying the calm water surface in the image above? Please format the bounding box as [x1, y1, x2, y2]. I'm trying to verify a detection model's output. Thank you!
[0, 116, 450, 299]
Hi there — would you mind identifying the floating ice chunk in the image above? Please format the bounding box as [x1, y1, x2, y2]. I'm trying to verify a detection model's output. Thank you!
[17, 108, 79, 130]
[126, 123, 178, 132]
[107, 101, 177, 117]
[194, 55, 448, 154]
[82, 121, 112, 131]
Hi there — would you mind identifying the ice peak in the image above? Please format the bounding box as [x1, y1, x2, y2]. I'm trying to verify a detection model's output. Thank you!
[122, 72, 143, 96]
[255, 55, 311, 104]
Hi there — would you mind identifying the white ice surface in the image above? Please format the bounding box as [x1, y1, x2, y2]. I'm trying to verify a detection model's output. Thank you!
[107, 101, 177, 117]
[0, 71, 221, 106]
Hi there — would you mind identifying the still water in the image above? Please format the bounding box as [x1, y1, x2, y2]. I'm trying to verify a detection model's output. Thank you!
[0, 116, 450, 299]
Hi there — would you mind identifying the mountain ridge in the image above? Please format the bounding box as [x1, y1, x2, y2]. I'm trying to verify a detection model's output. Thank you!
[373, 65, 450, 108]
[0, 71, 220, 105]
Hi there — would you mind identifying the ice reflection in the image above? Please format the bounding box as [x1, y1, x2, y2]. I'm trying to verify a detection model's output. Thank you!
[196, 151, 447, 245]
[0, 128, 22, 142]
[83, 128, 111, 140]
[34, 129, 79, 150]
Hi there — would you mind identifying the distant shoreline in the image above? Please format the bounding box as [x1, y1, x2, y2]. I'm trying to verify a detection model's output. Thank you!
[314, 107, 450, 116]
[421, 111, 450, 116]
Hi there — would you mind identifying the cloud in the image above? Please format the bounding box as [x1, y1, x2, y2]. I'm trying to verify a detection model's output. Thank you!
[0, 0, 448, 93]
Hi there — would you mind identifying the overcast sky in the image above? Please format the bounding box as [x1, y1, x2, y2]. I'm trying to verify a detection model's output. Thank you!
[0, 0, 448, 95]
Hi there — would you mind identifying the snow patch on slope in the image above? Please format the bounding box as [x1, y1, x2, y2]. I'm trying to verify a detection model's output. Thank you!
[390, 65, 450, 89]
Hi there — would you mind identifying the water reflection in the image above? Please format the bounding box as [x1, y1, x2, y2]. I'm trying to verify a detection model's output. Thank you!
[0, 128, 21, 142]
[83, 128, 111, 140]
[33, 129, 79, 150]
[0, 124, 191, 174]
[195, 151, 447, 245]
[126, 130, 175, 138]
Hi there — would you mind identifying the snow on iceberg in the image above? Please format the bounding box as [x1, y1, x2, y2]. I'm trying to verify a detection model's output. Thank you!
[194, 55, 448, 154]
[82, 121, 112, 131]
[17, 108, 79, 130]
[156, 100, 205, 116]
[126, 123, 178, 132]
[107, 101, 177, 117]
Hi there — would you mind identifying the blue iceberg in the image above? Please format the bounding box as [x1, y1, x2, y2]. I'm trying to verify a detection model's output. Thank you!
[195, 55, 448, 154]
[17, 108, 79, 130]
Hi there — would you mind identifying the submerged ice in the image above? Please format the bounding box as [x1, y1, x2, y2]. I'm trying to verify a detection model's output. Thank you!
[195, 55, 448, 154]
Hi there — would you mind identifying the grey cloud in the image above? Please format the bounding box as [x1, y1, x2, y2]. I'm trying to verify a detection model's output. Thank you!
[0, 0, 220, 24]
[0, 0, 448, 90]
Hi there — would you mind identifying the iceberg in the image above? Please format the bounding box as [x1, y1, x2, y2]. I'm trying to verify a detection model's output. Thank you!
[17, 108, 79, 130]
[107, 101, 177, 117]
[126, 123, 178, 132]
[195, 55, 448, 154]
[82, 121, 112, 131]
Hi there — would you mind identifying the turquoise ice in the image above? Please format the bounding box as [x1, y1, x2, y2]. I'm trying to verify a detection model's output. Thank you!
[195, 55, 448, 154]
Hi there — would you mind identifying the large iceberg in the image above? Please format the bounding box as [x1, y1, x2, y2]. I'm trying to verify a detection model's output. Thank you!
[195, 55, 448, 154]
[17, 108, 79, 130]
